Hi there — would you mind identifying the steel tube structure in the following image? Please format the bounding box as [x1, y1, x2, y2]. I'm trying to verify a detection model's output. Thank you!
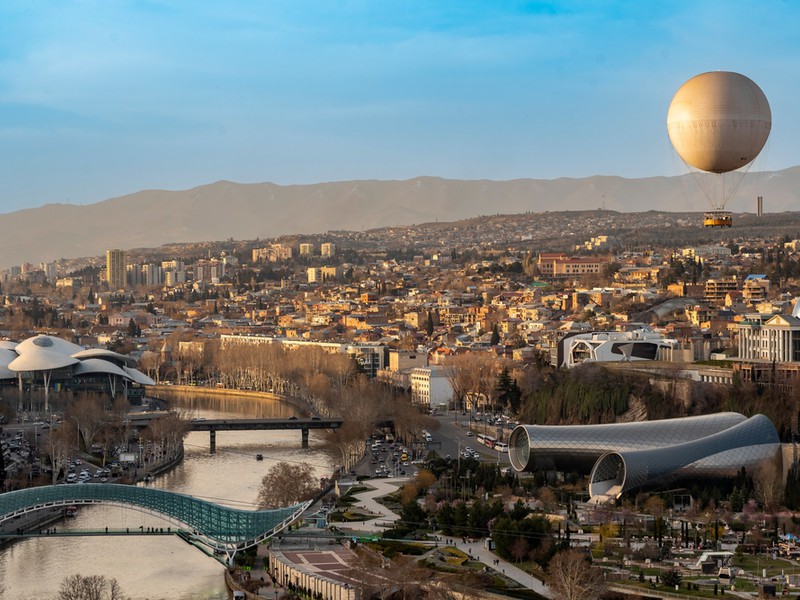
[508, 412, 780, 502]
[508, 412, 747, 473]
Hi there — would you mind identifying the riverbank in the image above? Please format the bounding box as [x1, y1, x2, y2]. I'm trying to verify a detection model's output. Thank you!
[145, 384, 310, 415]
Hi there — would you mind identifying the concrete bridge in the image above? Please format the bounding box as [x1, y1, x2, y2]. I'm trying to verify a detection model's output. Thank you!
[188, 417, 344, 452]
[128, 414, 343, 452]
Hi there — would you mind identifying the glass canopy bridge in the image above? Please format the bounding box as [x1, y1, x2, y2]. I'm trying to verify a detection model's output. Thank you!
[0, 483, 310, 565]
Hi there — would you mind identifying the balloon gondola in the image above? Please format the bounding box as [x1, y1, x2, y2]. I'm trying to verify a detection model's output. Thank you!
[667, 71, 771, 228]
[703, 210, 732, 228]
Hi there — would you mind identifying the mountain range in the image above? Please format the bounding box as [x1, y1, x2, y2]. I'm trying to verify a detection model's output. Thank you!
[3, 167, 799, 268]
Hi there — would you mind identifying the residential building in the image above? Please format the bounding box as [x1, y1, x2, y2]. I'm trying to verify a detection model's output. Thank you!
[704, 278, 738, 306]
[410, 366, 453, 408]
[106, 249, 127, 291]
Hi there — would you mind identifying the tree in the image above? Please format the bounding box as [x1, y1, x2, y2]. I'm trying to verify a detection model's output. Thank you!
[546, 549, 606, 600]
[490, 324, 500, 346]
[43, 422, 73, 484]
[69, 393, 106, 451]
[257, 462, 318, 508]
[753, 458, 784, 512]
[426, 310, 435, 337]
[127, 318, 139, 338]
[58, 574, 129, 600]
[661, 566, 683, 589]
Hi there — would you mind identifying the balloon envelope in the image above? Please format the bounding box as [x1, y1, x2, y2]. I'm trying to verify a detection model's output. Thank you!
[667, 71, 771, 174]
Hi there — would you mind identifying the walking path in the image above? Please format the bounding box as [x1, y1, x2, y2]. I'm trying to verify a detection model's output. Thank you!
[242, 475, 551, 598]
[336, 476, 410, 532]
[340, 476, 551, 597]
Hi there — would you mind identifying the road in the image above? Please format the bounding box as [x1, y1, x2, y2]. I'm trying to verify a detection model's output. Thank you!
[429, 412, 513, 468]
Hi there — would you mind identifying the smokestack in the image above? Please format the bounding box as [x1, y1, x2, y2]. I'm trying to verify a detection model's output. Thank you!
[757, 196, 763, 217]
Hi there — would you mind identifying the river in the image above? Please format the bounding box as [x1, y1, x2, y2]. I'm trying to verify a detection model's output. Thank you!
[0, 394, 337, 600]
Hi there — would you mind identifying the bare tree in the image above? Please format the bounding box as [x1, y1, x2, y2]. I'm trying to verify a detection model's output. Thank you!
[43, 422, 73, 484]
[753, 457, 784, 512]
[68, 393, 105, 451]
[510, 536, 530, 564]
[546, 549, 606, 600]
[257, 462, 318, 508]
[58, 574, 129, 600]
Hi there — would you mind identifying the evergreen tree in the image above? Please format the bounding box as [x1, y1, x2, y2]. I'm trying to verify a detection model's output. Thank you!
[785, 462, 800, 510]
[490, 323, 500, 346]
[426, 310, 434, 337]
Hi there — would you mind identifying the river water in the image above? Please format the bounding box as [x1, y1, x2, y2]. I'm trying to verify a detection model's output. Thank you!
[0, 395, 336, 600]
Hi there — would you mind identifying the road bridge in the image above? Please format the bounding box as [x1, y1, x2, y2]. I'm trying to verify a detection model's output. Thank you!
[188, 418, 343, 452]
[0, 483, 309, 565]
[129, 414, 343, 452]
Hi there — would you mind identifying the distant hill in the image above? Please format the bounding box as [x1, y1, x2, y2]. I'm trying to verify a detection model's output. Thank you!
[2, 168, 799, 267]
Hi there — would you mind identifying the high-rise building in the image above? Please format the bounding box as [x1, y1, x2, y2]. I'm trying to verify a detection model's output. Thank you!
[299, 243, 314, 256]
[321, 243, 336, 258]
[106, 249, 127, 290]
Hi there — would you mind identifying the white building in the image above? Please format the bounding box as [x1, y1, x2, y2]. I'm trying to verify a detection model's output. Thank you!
[410, 366, 453, 408]
[738, 300, 800, 363]
[557, 329, 680, 368]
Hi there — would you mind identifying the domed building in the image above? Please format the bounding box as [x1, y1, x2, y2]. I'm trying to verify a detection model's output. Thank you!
[0, 334, 155, 402]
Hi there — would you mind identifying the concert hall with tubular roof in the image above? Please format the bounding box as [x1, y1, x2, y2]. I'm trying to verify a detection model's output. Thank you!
[508, 412, 781, 504]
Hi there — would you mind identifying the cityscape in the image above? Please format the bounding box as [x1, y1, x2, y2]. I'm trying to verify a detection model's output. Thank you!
[3, 1, 800, 600]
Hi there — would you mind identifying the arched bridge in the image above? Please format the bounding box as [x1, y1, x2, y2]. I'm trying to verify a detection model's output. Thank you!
[0, 484, 309, 564]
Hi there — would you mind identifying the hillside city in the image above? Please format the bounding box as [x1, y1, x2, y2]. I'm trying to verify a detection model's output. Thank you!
[5, 210, 800, 599]
[2, 210, 800, 390]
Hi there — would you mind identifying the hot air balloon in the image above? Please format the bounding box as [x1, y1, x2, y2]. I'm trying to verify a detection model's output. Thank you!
[667, 71, 771, 227]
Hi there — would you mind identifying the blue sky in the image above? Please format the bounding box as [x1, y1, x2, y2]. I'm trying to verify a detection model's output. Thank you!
[0, 0, 798, 213]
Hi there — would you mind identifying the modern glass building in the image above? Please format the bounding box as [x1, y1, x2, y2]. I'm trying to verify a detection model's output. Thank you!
[508, 412, 781, 503]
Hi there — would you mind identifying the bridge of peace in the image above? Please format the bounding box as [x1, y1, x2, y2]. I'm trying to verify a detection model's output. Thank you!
[0, 415, 344, 565]
[0, 483, 310, 565]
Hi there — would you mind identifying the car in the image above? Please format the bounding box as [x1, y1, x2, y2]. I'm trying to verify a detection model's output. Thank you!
[466, 431, 473, 436]
[288, 416, 298, 420]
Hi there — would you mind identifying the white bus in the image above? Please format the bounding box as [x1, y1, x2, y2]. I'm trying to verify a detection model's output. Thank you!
[494, 441, 509, 453]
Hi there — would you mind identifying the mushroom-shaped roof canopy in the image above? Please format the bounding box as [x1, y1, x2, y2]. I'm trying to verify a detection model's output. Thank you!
[73, 358, 130, 379]
[0, 340, 19, 351]
[72, 348, 137, 367]
[123, 366, 156, 386]
[8, 348, 80, 372]
[15, 334, 83, 357]
[0, 348, 18, 378]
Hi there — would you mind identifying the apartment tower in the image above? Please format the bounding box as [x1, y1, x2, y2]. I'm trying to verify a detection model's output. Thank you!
[106, 248, 127, 291]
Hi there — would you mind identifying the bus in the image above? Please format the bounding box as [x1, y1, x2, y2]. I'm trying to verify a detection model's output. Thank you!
[494, 441, 509, 453]
[476, 434, 497, 449]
